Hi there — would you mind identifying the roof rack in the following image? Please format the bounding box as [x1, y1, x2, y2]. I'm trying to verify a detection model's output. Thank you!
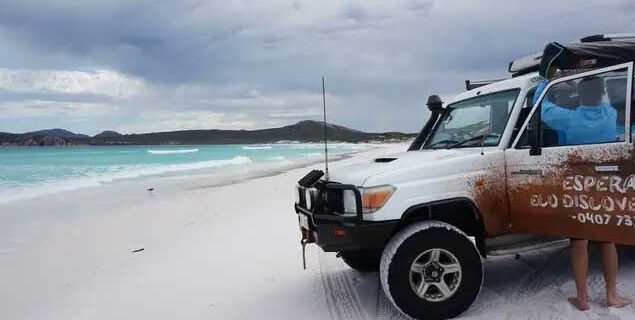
[508, 52, 542, 76]
[580, 33, 635, 42]
[508, 32, 635, 76]
[464, 78, 507, 91]
[539, 38, 635, 78]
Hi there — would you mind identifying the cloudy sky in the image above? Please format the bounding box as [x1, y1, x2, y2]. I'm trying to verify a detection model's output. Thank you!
[0, 0, 633, 135]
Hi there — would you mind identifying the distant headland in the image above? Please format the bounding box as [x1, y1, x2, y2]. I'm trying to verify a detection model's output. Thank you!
[0, 121, 416, 146]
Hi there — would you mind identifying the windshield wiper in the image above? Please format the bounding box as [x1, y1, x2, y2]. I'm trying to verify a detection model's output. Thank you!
[446, 134, 499, 149]
[425, 139, 459, 149]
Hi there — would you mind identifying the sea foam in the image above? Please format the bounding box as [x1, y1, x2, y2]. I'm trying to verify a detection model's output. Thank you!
[148, 148, 199, 155]
[242, 146, 272, 150]
[0, 156, 252, 204]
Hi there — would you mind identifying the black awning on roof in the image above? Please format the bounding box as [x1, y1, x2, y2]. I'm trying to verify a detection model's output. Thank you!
[539, 40, 635, 78]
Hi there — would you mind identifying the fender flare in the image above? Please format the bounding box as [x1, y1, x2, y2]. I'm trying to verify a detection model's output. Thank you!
[399, 197, 487, 256]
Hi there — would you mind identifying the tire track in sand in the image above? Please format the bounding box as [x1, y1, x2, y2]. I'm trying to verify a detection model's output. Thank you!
[318, 253, 368, 320]
[374, 278, 408, 320]
[514, 247, 570, 300]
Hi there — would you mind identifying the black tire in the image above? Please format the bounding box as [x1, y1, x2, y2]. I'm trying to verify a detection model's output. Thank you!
[380, 221, 483, 320]
[339, 250, 382, 272]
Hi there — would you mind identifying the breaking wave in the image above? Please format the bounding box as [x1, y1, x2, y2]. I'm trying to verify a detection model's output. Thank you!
[148, 148, 199, 155]
[0, 156, 252, 204]
[242, 146, 272, 150]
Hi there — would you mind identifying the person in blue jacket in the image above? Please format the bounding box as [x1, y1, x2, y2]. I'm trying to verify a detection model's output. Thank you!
[541, 76, 617, 145]
[532, 65, 558, 105]
[534, 71, 631, 311]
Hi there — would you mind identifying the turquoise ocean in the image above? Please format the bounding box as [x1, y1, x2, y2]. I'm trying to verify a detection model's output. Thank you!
[0, 144, 364, 203]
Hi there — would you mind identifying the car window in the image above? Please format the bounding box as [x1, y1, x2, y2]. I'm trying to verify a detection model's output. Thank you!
[517, 67, 628, 148]
[425, 89, 520, 149]
[508, 86, 537, 147]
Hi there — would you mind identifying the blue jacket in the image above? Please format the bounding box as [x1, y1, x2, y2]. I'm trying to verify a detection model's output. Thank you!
[532, 80, 549, 105]
[533, 80, 618, 145]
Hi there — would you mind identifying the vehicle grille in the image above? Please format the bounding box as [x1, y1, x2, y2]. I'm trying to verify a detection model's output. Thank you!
[322, 188, 345, 214]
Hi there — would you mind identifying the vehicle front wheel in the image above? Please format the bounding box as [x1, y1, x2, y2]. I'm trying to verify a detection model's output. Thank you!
[380, 221, 483, 320]
[339, 250, 382, 272]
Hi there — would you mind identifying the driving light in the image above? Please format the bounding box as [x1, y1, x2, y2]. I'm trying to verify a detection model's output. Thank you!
[305, 188, 316, 210]
[294, 185, 301, 205]
[362, 185, 396, 213]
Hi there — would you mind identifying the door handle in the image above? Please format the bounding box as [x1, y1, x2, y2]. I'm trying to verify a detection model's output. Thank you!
[595, 165, 619, 172]
[510, 169, 542, 175]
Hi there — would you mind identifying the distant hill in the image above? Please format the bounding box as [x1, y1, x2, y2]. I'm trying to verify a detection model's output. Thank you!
[24, 129, 89, 139]
[0, 129, 86, 146]
[94, 130, 122, 138]
[0, 121, 416, 146]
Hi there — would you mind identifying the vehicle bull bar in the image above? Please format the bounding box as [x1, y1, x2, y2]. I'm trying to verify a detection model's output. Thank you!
[295, 182, 364, 226]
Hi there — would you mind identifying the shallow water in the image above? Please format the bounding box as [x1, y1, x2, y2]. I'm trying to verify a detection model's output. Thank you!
[0, 143, 363, 203]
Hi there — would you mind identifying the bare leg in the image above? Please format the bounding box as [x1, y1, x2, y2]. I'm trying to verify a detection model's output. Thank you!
[569, 239, 590, 311]
[599, 242, 632, 308]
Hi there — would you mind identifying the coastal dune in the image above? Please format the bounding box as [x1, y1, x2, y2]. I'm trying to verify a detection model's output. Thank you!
[0, 143, 634, 320]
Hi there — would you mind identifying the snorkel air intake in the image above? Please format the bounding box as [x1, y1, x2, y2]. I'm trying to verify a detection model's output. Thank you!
[408, 94, 444, 151]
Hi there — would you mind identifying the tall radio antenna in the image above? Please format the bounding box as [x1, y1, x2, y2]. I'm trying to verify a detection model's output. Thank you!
[322, 77, 329, 181]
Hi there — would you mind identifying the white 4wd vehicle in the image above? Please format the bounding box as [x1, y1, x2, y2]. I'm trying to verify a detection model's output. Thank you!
[295, 35, 635, 319]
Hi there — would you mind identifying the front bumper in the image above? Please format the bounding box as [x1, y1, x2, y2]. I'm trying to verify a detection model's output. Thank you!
[295, 182, 398, 252]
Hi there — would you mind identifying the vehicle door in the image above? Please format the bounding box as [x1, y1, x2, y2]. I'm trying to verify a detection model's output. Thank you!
[505, 63, 635, 245]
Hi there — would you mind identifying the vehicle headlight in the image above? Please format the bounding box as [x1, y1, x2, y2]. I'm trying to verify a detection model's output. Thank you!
[343, 189, 357, 214]
[361, 185, 396, 213]
[342, 185, 396, 214]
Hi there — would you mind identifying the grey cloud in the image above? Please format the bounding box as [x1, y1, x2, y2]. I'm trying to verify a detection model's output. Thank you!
[405, 0, 434, 14]
[0, 89, 115, 104]
[0, 0, 633, 134]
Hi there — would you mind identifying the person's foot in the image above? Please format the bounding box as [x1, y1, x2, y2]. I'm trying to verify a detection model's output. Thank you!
[607, 296, 632, 308]
[568, 297, 590, 311]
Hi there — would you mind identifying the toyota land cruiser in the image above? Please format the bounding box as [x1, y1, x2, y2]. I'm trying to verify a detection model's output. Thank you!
[294, 34, 635, 319]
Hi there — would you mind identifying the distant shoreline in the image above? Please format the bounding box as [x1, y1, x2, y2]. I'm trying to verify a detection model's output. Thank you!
[1, 120, 416, 147]
[0, 139, 412, 147]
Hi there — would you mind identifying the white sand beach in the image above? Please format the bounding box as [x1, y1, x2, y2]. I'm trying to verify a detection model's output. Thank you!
[1, 143, 634, 320]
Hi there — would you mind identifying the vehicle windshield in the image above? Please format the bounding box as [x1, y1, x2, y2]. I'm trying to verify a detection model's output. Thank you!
[424, 89, 520, 149]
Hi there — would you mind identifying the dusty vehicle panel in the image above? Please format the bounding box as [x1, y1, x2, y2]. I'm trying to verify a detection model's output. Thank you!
[507, 145, 635, 244]
[331, 148, 511, 235]
[507, 63, 634, 245]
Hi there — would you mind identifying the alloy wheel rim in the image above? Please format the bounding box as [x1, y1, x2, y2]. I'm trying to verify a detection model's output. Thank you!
[409, 248, 462, 302]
